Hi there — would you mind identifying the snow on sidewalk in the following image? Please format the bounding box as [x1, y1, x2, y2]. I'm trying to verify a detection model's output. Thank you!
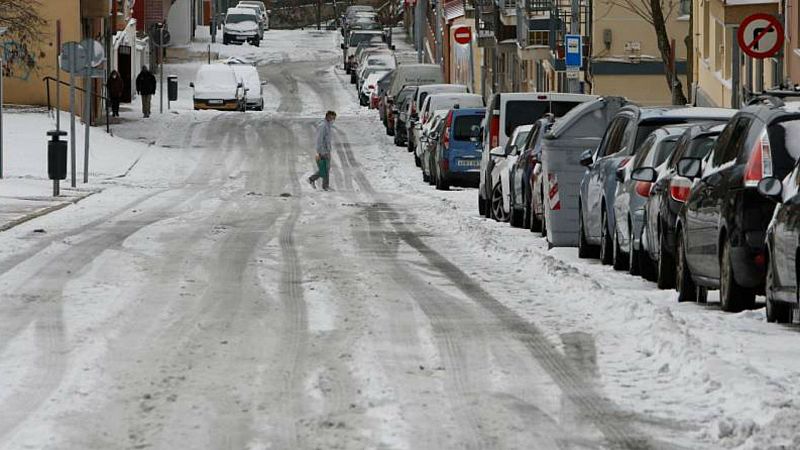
[0, 110, 152, 231]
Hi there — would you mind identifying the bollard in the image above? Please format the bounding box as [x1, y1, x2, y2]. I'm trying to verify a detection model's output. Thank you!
[47, 130, 68, 196]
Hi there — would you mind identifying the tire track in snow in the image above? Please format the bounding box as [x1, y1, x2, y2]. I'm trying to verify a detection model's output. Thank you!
[336, 136, 663, 449]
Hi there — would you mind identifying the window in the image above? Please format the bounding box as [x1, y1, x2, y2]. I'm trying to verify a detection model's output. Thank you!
[600, 117, 630, 157]
[632, 135, 657, 168]
[679, 0, 690, 16]
[712, 117, 751, 167]
[454, 115, 485, 141]
[714, 21, 724, 73]
[767, 118, 800, 178]
[504, 101, 548, 136]
[529, 31, 549, 46]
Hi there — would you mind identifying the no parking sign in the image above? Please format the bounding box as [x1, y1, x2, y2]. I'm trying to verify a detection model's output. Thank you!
[737, 13, 784, 59]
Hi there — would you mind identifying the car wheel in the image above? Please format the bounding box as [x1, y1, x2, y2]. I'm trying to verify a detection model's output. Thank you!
[491, 184, 508, 222]
[577, 205, 597, 258]
[478, 194, 486, 216]
[766, 253, 794, 323]
[599, 208, 613, 265]
[656, 227, 676, 289]
[510, 207, 523, 228]
[407, 137, 414, 153]
[628, 222, 640, 276]
[540, 205, 547, 238]
[414, 154, 421, 167]
[436, 171, 449, 191]
[387, 124, 394, 136]
[720, 237, 755, 312]
[612, 223, 628, 271]
[522, 201, 531, 230]
[676, 229, 705, 302]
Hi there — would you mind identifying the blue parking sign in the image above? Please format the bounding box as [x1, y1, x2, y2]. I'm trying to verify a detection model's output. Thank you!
[565, 34, 582, 68]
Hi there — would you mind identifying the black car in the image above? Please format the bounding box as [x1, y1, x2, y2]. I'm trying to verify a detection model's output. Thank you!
[637, 123, 724, 288]
[392, 86, 417, 146]
[577, 106, 736, 266]
[675, 98, 800, 310]
[759, 167, 800, 323]
[509, 117, 553, 229]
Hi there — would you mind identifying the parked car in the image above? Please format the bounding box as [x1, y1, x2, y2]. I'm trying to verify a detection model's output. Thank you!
[355, 50, 395, 88]
[236, 3, 266, 37]
[342, 30, 383, 73]
[577, 106, 735, 265]
[508, 117, 553, 229]
[223, 7, 261, 46]
[432, 107, 486, 190]
[675, 100, 800, 310]
[384, 64, 444, 137]
[376, 71, 395, 131]
[414, 93, 483, 166]
[613, 124, 692, 273]
[638, 123, 724, 288]
[419, 111, 449, 183]
[408, 84, 469, 154]
[488, 125, 533, 222]
[190, 64, 244, 111]
[349, 40, 389, 76]
[238, 1, 269, 30]
[230, 64, 265, 111]
[478, 92, 597, 218]
[359, 71, 389, 107]
[759, 164, 800, 323]
[392, 86, 418, 146]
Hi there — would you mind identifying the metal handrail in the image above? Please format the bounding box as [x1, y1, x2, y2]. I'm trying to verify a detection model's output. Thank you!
[43, 76, 109, 112]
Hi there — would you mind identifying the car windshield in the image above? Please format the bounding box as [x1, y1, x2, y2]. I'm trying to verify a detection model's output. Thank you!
[197, 68, 234, 89]
[349, 34, 380, 47]
[768, 119, 800, 178]
[453, 115, 484, 141]
[227, 13, 256, 23]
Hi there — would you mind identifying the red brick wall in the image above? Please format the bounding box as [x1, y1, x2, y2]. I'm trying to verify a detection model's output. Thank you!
[132, 0, 171, 31]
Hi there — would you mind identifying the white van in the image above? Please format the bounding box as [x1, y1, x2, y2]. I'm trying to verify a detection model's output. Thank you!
[386, 64, 444, 100]
[231, 64, 265, 111]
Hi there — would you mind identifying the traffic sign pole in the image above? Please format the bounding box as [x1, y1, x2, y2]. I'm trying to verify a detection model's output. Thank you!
[733, 25, 741, 108]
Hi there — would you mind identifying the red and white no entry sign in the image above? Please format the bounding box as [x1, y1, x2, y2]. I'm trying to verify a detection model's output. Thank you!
[737, 13, 784, 59]
[453, 27, 472, 45]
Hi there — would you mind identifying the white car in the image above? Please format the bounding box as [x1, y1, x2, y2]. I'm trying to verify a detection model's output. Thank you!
[190, 64, 245, 111]
[414, 93, 484, 166]
[488, 125, 533, 222]
[238, 1, 270, 32]
[359, 71, 389, 108]
[223, 7, 260, 46]
[230, 64, 265, 111]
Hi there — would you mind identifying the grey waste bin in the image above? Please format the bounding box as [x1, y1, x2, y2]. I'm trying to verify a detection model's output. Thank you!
[168, 75, 178, 101]
[541, 96, 629, 247]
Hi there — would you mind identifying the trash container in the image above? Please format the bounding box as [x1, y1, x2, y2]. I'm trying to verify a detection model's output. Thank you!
[168, 75, 178, 101]
[47, 130, 67, 181]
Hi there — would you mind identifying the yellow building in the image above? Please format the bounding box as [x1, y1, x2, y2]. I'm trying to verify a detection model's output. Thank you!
[590, 0, 690, 105]
[694, 0, 779, 107]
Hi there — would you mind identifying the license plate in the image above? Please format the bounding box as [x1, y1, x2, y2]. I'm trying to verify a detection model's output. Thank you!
[457, 159, 479, 167]
[208, 99, 224, 105]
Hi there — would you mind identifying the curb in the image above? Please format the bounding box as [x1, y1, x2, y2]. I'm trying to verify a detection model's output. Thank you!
[0, 191, 98, 233]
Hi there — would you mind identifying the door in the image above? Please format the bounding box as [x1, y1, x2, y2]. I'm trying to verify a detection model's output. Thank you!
[118, 45, 132, 103]
[586, 116, 629, 240]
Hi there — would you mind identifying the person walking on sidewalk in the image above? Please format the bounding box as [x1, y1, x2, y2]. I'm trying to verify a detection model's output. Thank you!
[309, 111, 337, 191]
[135, 66, 157, 118]
[108, 70, 125, 118]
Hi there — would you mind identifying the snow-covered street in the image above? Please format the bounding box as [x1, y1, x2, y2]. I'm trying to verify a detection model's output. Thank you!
[0, 29, 799, 449]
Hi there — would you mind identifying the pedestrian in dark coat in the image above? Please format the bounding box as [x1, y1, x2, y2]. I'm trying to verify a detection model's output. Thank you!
[108, 70, 125, 117]
[135, 66, 157, 118]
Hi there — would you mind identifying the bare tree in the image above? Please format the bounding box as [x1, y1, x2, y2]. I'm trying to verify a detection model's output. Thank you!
[605, 0, 688, 104]
[0, 0, 47, 78]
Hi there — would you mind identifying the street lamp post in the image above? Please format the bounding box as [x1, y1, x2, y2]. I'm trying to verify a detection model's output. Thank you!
[0, 27, 8, 180]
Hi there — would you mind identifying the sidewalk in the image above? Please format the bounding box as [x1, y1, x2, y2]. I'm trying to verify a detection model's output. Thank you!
[0, 108, 151, 232]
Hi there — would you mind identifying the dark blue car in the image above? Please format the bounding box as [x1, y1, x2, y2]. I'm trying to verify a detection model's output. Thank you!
[431, 107, 485, 190]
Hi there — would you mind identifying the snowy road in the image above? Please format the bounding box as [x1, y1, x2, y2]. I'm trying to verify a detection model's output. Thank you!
[1, 30, 799, 449]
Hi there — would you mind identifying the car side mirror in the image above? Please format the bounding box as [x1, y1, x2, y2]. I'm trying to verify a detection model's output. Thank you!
[676, 157, 702, 179]
[489, 146, 506, 157]
[189, 82, 194, 88]
[631, 167, 657, 182]
[579, 149, 594, 167]
[340, 43, 346, 49]
[757, 177, 783, 202]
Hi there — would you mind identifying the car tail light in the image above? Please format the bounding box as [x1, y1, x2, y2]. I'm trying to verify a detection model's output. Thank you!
[744, 129, 774, 187]
[490, 115, 500, 148]
[669, 178, 691, 203]
[635, 181, 652, 197]
[443, 111, 453, 150]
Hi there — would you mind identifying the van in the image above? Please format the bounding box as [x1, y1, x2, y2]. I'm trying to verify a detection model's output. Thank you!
[477, 92, 597, 217]
[386, 64, 444, 100]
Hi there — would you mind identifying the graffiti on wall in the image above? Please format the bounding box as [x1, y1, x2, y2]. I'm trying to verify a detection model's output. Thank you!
[1, 41, 37, 81]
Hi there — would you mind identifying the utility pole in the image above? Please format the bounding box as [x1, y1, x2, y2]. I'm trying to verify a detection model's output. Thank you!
[211, 0, 217, 43]
[159, 24, 165, 115]
[731, 25, 740, 108]
[0, 27, 6, 180]
[317, 0, 322, 30]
